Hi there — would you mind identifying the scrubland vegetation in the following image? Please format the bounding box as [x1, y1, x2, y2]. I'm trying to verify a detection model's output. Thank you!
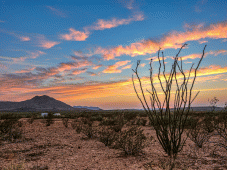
[0, 108, 227, 169]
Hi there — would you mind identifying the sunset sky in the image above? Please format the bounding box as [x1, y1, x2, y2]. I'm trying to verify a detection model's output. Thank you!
[0, 0, 227, 110]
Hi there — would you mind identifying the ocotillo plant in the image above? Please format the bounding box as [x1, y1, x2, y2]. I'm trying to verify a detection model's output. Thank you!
[132, 43, 206, 160]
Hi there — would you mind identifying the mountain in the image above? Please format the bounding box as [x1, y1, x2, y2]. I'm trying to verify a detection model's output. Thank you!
[73, 106, 102, 110]
[0, 95, 75, 111]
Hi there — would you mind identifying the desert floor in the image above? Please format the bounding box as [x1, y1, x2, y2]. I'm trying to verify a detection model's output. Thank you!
[1, 118, 227, 170]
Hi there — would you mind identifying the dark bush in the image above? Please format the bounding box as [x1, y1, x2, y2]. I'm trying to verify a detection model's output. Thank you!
[45, 113, 54, 126]
[187, 121, 210, 148]
[98, 126, 116, 147]
[115, 126, 146, 155]
[62, 118, 69, 128]
[202, 115, 215, 133]
[90, 115, 103, 122]
[136, 118, 147, 126]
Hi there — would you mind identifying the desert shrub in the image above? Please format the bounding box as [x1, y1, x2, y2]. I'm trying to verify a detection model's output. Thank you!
[99, 117, 116, 126]
[90, 115, 103, 122]
[71, 119, 77, 129]
[45, 113, 54, 126]
[75, 122, 83, 134]
[136, 118, 147, 126]
[81, 124, 96, 139]
[0, 113, 20, 120]
[123, 112, 138, 122]
[132, 44, 207, 159]
[27, 117, 35, 124]
[115, 126, 146, 155]
[81, 117, 93, 127]
[201, 115, 215, 133]
[62, 118, 69, 128]
[17, 121, 23, 127]
[214, 112, 227, 150]
[0, 118, 22, 141]
[187, 121, 210, 148]
[98, 126, 116, 147]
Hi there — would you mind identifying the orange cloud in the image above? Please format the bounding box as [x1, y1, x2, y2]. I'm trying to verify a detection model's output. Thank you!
[91, 21, 227, 60]
[62, 13, 144, 41]
[60, 28, 89, 41]
[0, 63, 226, 109]
[37, 35, 60, 49]
[122, 64, 132, 70]
[93, 65, 102, 70]
[103, 60, 131, 73]
[88, 14, 144, 31]
[19, 36, 30, 41]
[140, 63, 146, 67]
[207, 49, 227, 56]
[72, 68, 87, 75]
[181, 54, 201, 60]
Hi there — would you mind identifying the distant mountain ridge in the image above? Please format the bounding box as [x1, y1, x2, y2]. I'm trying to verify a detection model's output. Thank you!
[73, 106, 102, 110]
[0, 95, 75, 111]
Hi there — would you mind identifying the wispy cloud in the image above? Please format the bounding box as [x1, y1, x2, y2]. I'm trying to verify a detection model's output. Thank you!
[72, 68, 88, 75]
[93, 64, 102, 70]
[194, 0, 207, 13]
[46, 6, 67, 18]
[0, 20, 5, 23]
[28, 51, 46, 59]
[60, 12, 144, 41]
[103, 60, 131, 73]
[87, 21, 227, 60]
[19, 36, 30, 41]
[207, 49, 227, 56]
[0, 29, 31, 42]
[85, 14, 144, 31]
[37, 35, 60, 49]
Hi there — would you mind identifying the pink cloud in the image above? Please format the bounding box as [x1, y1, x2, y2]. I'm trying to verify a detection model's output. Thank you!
[60, 28, 89, 41]
[103, 60, 131, 73]
[19, 36, 30, 41]
[89, 14, 144, 31]
[37, 35, 60, 49]
[90, 21, 227, 60]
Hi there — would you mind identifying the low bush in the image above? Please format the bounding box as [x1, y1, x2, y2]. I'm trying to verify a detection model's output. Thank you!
[201, 115, 215, 133]
[27, 117, 35, 124]
[62, 118, 69, 128]
[98, 126, 116, 147]
[187, 121, 210, 148]
[115, 126, 146, 155]
[214, 112, 227, 151]
[81, 124, 96, 139]
[45, 113, 54, 126]
[136, 118, 147, 126]
[0, 118, 23, 142]
[90, 115, 103, 122]
[71, 119, 77, 129]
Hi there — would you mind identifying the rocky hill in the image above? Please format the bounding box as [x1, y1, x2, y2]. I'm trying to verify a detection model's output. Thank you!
[0, 95, 75, 111]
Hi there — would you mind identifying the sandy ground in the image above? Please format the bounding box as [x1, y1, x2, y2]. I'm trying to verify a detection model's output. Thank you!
[0, 118, 227, 170]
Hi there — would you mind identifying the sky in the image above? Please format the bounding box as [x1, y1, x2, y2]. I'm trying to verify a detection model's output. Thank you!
[0, 0, 227, 110]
